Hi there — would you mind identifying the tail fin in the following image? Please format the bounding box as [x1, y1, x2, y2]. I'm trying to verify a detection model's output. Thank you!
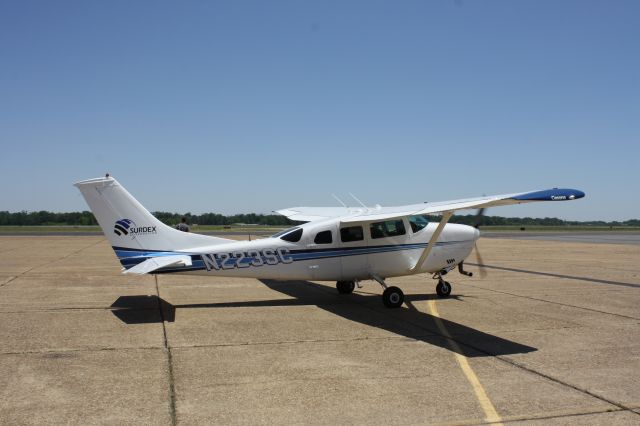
[74, 176, 232, 253]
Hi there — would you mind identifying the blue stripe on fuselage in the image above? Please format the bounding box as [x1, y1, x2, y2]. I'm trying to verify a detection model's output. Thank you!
[112, 241, 469, 272]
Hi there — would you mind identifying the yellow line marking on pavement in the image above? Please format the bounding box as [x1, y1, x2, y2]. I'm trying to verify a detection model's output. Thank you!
[427, 300, 503, 425]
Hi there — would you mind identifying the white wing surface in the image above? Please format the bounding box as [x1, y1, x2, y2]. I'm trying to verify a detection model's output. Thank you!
[276, 188, 585, 223]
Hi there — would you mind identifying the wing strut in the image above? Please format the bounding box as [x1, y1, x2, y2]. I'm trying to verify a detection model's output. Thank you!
[410, 211, 453, 273]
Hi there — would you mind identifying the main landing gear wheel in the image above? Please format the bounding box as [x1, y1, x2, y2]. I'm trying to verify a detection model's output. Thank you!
[336, 281, 355, 294]
[382, 286, 404, 308]
[436, 280, 452, 298]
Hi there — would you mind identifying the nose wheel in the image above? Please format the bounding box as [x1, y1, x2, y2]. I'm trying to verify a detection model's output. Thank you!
[436, 279, 452, 298]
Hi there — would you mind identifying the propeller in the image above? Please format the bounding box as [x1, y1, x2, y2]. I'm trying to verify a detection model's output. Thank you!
[473, 241, 488, 278]
[472, 208, 485, 229]
[472, 208, 488, 278]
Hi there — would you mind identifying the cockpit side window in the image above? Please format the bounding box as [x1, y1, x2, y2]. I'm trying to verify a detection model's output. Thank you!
[408, 215, 429, 233]
[279, 227, 303, 242]
[314, 230, 332, 244]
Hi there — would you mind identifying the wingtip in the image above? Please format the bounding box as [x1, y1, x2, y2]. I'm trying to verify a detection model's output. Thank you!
[511, 188, 585, 202]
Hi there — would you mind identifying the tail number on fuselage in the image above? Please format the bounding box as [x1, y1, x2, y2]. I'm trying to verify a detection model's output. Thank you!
[200, 248, 293, 271]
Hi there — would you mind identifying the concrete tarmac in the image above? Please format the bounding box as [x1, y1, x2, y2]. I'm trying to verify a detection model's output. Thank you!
[0, 236, 638, 424]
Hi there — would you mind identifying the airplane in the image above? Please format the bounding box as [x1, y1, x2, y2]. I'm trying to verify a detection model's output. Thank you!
[75, 176, 585, 308]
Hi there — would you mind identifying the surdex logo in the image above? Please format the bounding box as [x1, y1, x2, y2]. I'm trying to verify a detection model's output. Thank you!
[114, 219, 157, 237]
[114, 219, 133, 236]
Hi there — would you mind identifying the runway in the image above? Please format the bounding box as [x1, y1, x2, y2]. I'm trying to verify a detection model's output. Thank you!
[483, 231, 640, 245]
[0, 236, 638, 424]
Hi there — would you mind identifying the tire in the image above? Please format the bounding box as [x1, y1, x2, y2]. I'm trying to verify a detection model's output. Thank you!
[382, 286, 404, 308]
[336, 281, 355, 294]
[436, 281, 452, 298]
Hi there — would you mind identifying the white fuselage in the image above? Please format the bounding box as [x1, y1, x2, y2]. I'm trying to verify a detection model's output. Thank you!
[147, 219, 479, 281]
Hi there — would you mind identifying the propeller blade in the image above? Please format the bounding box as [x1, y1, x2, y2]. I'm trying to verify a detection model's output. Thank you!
[474, 242, 488, 278]
[471, 207, 487, 277]
[473, 208, 486, 229]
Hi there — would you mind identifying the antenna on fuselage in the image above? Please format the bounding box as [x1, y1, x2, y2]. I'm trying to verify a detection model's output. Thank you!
[348, 193, 367, 209]
[331, 194, 348, 207]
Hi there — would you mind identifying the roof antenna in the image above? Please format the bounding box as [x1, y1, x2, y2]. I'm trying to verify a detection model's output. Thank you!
[331, 194, 347, 207]
[348, 192, 367, 208]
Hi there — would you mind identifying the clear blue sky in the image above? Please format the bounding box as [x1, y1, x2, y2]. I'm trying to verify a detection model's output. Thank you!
[1, 1, 638, 221]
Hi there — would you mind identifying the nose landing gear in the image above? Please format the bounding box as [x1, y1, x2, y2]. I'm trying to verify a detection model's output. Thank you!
[436, 279, 452, 297]
[433, 271, 452, 298]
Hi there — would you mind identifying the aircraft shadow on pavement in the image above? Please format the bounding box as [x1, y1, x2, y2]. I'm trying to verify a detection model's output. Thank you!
[110, 279, 536, 357]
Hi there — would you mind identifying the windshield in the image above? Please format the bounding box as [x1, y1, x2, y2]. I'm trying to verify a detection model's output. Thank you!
[271, 226, 299, 238]
[408, 215, 430, 232]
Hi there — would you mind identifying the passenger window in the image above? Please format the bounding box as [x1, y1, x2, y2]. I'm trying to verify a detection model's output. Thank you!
[340, 226, 364, 242]
[280, 228, 303, 242]
[408, 215, 429, 232]
[370, 220, 406, 239]
[314, 230, 332, 244]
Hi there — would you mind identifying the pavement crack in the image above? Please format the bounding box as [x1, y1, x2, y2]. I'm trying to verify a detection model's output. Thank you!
[187, 372, 472, 388]
[450, 325, 585, 335]
[156, 275, 177, 426]
[463, 282, 640, 320]
[0, 238, 104, 288]
[0, 266, 43, 288]
[32, 238, 105, 272]
[0, 346, 163, 356]
[466, 263, 640, 289]
[469, 407, 628, 425]
[169, 334, 431, 350]
[491, 354, 640, 417]
[0, 306, 148, 314]
[0, 275, 20, 288]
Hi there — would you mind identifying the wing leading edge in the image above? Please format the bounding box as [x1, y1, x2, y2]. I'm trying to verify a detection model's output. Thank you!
[276, 188, 585, 223]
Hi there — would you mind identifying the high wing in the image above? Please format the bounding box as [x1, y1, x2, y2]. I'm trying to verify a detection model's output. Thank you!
[276, 188, 585, 223]
[123, 254, 192, 275]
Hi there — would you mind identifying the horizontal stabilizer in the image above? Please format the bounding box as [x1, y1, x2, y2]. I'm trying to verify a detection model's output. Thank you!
[123, 255, 192, 275]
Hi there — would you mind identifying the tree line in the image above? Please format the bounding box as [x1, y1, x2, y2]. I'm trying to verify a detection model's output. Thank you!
[0, 210, 293, 226]
[0, 210, 638, 227]
[441, 215, 640, 227]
